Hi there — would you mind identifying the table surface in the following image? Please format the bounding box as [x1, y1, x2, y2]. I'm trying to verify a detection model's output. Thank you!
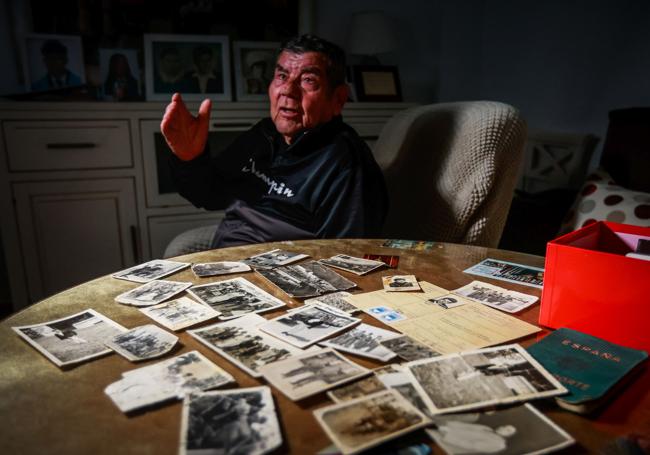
[1, 239, 648, 454]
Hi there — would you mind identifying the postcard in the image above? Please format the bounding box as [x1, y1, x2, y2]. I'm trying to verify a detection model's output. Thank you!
[112, 259, 190, 283]
[380, 335, 441, 361]
[453, 281, 538, 313]
[114, 280, 192, 306]
[319, 254, 385, 275]
[405, 344, 567, 415]
[426, 293, 466, 310]
[363, 254, 400, 268]
[242, 248, 308, 269]
[327, 374, 387, 403]
[464, 258, 544, 289]
[314, 389, 431, 455]
[320, 323, 401, 361]
[259, 304, 361, 348]
[191, 261, 251, 278]
[366, 306, 407, 324]
[382, 275, 421, 292]
[105, 324, 178, 361]
[381, 239, 435, 250]
[12, 309, 127, 367]
[305, 291, 359, 314]
[139, 296, 220, 331]
[258, 348, 370, 401]
[187, 277, 286, 320]
[180, 386, 282, 455]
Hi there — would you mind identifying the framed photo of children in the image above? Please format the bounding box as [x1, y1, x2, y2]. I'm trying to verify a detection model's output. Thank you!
[233, 41, 278, 101]
[23, 34, 86, 92]
[143, 34, 231, 101]
[99, 49, 141, 101]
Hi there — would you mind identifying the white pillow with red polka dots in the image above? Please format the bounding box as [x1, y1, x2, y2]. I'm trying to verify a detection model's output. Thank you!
[559, 169, 650, 235]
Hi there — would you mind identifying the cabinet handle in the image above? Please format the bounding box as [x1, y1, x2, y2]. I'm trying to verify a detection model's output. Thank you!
[129, 225, 141, 263]
[46, 142, 97, 149]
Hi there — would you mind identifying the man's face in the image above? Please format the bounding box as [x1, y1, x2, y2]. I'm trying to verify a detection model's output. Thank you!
[269, 51, 347, 144]
[43, 53, 67, 77]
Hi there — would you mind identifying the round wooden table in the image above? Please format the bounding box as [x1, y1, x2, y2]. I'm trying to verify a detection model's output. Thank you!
[0, 239, 648, 454]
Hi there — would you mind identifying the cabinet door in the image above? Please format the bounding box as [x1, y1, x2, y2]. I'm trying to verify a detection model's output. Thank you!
[13, 178, 138, 302]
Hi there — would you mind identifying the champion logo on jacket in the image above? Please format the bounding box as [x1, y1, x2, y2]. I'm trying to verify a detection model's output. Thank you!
[242, 158, 295, 198]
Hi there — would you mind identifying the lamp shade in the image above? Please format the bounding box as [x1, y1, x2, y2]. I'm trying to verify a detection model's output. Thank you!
[347, 10, 397, 56]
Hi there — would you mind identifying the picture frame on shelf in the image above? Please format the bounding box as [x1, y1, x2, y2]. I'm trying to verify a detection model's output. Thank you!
[352, 65, 402, 102]
[99, 49, 141, 101]
[233, 41, 279, 101]
[23, 34, 86, 93]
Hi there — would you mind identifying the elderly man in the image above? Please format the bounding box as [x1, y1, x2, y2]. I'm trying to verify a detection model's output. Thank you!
[161, 35, 387, 249]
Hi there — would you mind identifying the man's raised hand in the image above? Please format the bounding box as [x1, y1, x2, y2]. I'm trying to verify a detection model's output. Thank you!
[160, 93, 212, 161]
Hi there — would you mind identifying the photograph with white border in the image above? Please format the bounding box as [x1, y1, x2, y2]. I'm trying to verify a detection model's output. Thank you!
[452, 281, 538, 313]
[378, 371, 432, 418]
[305, 291, 359, 314]
[379, 335, 441, 362]
[191, 261, 251, 278]
[382, 275, 421, 292]
[327, 374, 387, 403]
[112, 259, 190, 283]
[463, 258, 544, 289]
[320, 323, 400, 361]
[105, 324, 178, 361]
[139, 296, 220, 331]
[242, 249, 309, 269]
[23, 34, 85, 92]
[319, 254, 385, 275]
[233, 41, 279, 101]
[114, 280, 192, 306]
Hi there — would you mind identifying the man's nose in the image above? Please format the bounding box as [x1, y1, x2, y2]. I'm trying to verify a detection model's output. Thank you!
[280, 78, 300, 97]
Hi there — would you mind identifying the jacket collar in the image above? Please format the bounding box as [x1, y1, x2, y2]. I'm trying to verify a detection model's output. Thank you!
[258, 116, 345, 154]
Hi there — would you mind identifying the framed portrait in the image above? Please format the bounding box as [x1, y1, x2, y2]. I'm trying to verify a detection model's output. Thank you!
[23, 34, 86, 92]
[144, 34, 231, 101]
[352, 65, 402, 102]
[99, 48, 141, 101]
[233, 41, 279, 101]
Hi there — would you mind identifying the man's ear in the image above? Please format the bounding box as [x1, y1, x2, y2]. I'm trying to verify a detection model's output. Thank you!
[332, 84, 349, 115]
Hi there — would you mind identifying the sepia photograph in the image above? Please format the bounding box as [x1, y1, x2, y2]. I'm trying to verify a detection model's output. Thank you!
[320, 323, 401, 362]
[112, 259, 191, 283]
[139, 296, 220, 331]
[427, 294, 466, 310]
[320, 254, 385, 275]
[12, 309, 127, 367]
[327, 374, 387, 403]
[188, 313, 306, 378]
[378, 371, 432, 418]
[379, 335, 441, 362]
[105, 324, 178, 361]
[258, 348, 370, 401]
[313, 389, 431, 455]
[114, 280, 192, 306]
[233, 41, 279, 101]
[382, 275, 421, 292]
[463, 258, 544, 289]
[305, 291, 359, 314]
[187, 277, 286, 320]
[180, 386, 282, 455]
[191, 261, 251, 278]
[406, 344, 567, 415]
[426, 403, 574, 455]
[23, 34, 85, 92]
[259, 304, 361, 348]
[453, 281, 538, 313]
[242, 249, 309, 269]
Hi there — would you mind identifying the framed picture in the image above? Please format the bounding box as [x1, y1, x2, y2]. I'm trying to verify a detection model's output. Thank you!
[99, 48, 141, 101]
[143, 34, 231, 101]
[233, 41, 279, 101]
[23, 34, 85, 92]
[352, 65, 402, 102]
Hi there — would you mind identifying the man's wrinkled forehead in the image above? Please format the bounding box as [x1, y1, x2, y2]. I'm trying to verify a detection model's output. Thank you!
[275, 51, 329, 75]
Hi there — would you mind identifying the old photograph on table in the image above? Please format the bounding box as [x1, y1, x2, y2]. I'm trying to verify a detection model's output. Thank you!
[426, 403, 574, 455]
[187, 277, 285, 320]
[382, 275, 421, 292]
[258, 348, 370, 401]
[379, 335, 441, 362]
[105, 324, 178, 361]
[314, 389, 431, 455]
[406, 344, 567, 415]
[327, 374, 387, 403]
[256, 260, 356, 299]
[191, 261, 251, 278]
[180, 386, 281, 455]
[112, 259, 190, 283]
[259, 304, 360, 348]
[12, 309, 126, 368]
[320, 323, 400, 361]
[464, 258, 544, 289]
[305, 291, 359, 314]
[242, 249, 308, 269]
[320, 254, 385, 275]
[139, 296, 220, 331]
[378, 371, 432, 417]
[453, 281, 538, 313]
[188, 313, 306, 378]
[115, 280, 192, 306]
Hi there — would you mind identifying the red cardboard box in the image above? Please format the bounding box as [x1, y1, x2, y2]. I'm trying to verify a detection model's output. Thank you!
[539, 221, 650, 352]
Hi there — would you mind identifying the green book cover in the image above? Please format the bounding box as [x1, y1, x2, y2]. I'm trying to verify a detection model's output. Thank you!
[527, 328, 647, 405]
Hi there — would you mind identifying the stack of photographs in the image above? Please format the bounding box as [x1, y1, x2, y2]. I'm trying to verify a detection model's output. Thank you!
[105, 324, 178, 361]
[380, 335, 442, 361]
[304, 292, 359, 314]
[114, 280, 192, 306]
[180, 386, 282, 455]
[320, 323, 401, 361]
[453, 281, 538, 313]
[187, 277, 285, 320]
[12, 309, 127, 368]
[326, 366, 398, 403]
[378, 370, 432, 418]
[191, 261, 251, 278]
[139, 296, 220, 331]
[241, 249, 308, 269]
[112, 259, 190, 283]
[319, 254, 385, 275]
[256, 260, 356, 299]
[104, 350, 235, 413]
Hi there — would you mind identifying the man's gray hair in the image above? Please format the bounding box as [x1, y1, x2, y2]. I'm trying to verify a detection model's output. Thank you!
[278, 35, 346, 90]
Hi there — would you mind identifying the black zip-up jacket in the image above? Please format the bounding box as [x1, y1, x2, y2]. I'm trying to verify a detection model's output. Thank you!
[169, 115, 388, 248]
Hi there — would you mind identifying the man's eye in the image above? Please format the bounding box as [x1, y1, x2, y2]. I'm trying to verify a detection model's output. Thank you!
[276, 73, 287, 81]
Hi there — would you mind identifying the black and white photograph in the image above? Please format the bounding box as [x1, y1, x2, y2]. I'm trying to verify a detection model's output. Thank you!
[242, 249, 309, 269]
[23, 34, 85, 92]
[191, 261, 251, 278]
[114, 280, 192, 306]
[378, 371, 432, 418]
[188, 313, 306, 378]
[379, 335, 441, 362]
[139, 296, 220, 331]
[99, 48, 141, 101]
[105, 324, 178, 362]
[256, 260, 356, 299]
[406, 344, 567, 415]
[144, 34, 231, 101]
[453, 281, 538, 313]
[427, 294, 466, 310]
[12, 309, 126, 367]
[426, 404, 574, 455]
[259, 304, 361, 349]
[180, 386, 282, 455]
[105, 350, 234, 413]
[258, 348, 370, 401]
[463, 258, 544, 289]
[320, 323, 401, 362]
[305, 291, 359, 314]
[382, 275, 421, 292]
[320, 254, 385, 275]
[327, 374, 387, 403]
[313, 389, 431, 455]
[187, 277, 286, 320]
[233, 41, 279, 101]
[112, 259, 190, 283]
